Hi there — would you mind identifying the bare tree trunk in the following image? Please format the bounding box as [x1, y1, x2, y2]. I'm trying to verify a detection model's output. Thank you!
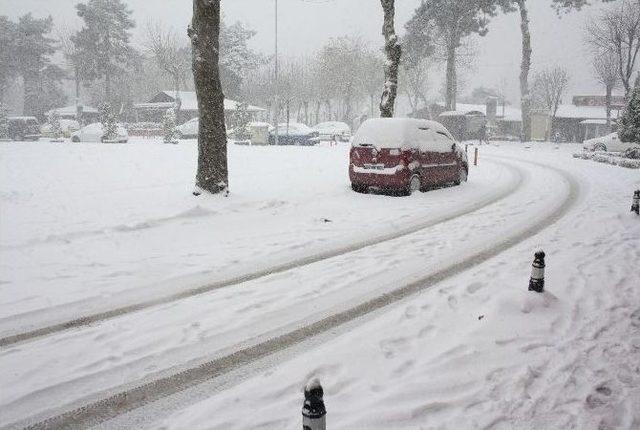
[189, 0, 228, 195]
[517, 0, 533, 142]
[445, 41, 457, 111]
[105, 69, 111, 103]
[380, 0, 401, 118]
[605, 82, 613, 129]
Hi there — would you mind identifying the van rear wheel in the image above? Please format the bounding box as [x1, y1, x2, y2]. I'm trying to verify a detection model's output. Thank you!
[351, 183, 368, 194]
[455, 166, 468, 185]
[404, 175, 421, 196]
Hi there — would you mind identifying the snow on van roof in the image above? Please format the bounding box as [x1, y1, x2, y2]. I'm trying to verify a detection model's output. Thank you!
[352, 118, 450, 149]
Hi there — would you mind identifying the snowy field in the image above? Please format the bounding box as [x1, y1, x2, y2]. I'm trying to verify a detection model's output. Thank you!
[1, 138, 639, 429]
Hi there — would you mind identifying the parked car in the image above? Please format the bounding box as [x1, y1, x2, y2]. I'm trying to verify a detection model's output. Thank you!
[175, 117, 199, 139]
[227, 122, 275, 140]
[583, 132, 640, 153]
[8, 116, 41, 141]
[313, 121, 351, 142]
[70, 123, 128, 143]
[269, 123, 320, 146]
[349, 118, 468, 195]
[41, 119, 80, 138]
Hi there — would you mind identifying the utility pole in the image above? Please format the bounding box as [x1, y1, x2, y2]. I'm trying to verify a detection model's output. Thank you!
[274, 0, 279, 146]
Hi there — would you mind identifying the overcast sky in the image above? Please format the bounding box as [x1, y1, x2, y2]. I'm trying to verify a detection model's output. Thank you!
[1, 0, 616, 103]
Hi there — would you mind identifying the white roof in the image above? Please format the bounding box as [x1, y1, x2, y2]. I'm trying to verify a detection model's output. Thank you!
[554, 104, 620, 120]
[441, 102, 621, 122]
[142, 91, 266, 113]
[46, 105, 99, 116]
[438, 102, 523, 122]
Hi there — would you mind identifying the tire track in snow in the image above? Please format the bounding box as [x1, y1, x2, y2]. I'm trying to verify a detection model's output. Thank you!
[0, 160, 523, 348]
[21, 158, 580, 430]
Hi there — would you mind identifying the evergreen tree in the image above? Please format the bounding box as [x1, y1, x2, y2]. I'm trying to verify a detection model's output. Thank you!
[99, 102, 117, 142]
[231, 102, 251, 141]
[72, 0, 135, 105]
[619, 82, 640, 143]
[12, 14, 65, 118]
[48, 109, 63, 140]
[0, 102, 8, 139]
[162, 108, 178, 144]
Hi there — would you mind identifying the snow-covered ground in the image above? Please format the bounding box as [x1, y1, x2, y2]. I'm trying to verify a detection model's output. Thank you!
[1, 139, 639, 429]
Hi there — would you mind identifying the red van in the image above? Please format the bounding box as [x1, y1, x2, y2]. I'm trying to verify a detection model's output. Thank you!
[349, 118, 468, 195]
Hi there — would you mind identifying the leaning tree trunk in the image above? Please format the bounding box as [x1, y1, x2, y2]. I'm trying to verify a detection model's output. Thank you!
[189, 0, 228, 195]
[380, 0, 401, 118]
[605, 82, 613, 129]
[517, 0, 532, 142]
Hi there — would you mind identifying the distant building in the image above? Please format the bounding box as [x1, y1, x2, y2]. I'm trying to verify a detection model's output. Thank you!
[422, 94, 624, 143]
[133, 91, 266, 124]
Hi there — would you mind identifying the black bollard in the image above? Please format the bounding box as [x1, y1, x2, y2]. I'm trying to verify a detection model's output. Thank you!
[528, 250, 546, 293]
[302, 378, 326, 430]
[632, 190, 640, 215]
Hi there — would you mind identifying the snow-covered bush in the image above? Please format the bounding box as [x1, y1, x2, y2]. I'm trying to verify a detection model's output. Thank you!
[99, 103, 118, 142]
[162, 108, 178, 144]
[573, 151, 640, 169]
[623, 147, 640, 160]
[0, 103, 8, 139]
[619, 83, 640, 143]
[231, 102, 251, 141]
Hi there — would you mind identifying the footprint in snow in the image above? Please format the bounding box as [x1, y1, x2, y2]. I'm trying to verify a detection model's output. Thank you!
[403, 305, 418, 320]
[466, 282, 484, 295]
[448, 295, 458, 309]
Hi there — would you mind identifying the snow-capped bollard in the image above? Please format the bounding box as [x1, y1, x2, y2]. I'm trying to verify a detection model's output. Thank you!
[528, 250, 546, 293]
[474, 147, 479, 166]
[302, 378, 326, 430]
[632, 190, 640, 215]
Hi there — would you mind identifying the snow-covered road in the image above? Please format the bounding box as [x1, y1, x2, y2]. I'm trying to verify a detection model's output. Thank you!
[1, 141, 638, 429]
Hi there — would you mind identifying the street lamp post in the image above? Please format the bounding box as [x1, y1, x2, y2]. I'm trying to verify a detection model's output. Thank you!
[274, 0, 279, 146]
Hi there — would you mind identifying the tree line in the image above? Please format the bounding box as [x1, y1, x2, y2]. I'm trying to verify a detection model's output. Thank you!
[0, 0, 262, 122]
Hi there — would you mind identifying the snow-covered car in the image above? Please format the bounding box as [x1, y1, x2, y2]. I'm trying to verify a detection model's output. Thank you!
[583, 132, 640, 153]
[227, 122, 275, 139]
[175, 117, 199, 139]
[349, 118, 468, 195]
[269, 123, 320, 146]
[41, 119, 80, 138]
[70, 123, 128, 143]
[312, 121, 352, 142]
